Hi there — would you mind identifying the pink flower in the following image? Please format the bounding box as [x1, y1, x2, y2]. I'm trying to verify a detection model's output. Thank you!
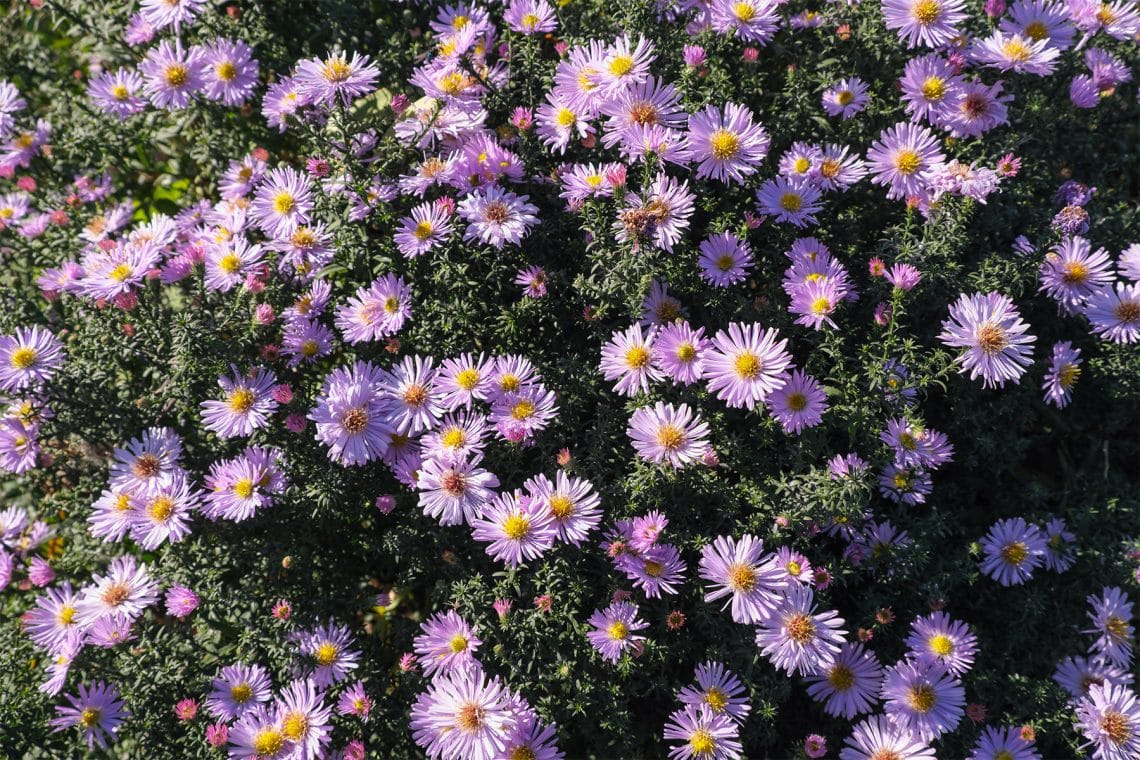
[175, 699, 198, 721]
[205, 722, 228, 746]
[375, 495, 395, 514]
[804, 734, 827, 758]
[398, 652, 418, 672]
[272, 598, 292, 621]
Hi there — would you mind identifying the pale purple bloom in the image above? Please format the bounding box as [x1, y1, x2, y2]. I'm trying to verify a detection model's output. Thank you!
[866, 122, 944, 200]
[128, 473, 199, 549]
[880, 659, 965, 742]
[698, 231, 754, 287]
[756, 176, 824, 227]
[295, 51, 380, 107]
[409, 666, 517, 760]
[50, 681, 128, 750]
[202, 446, 287, 522]
[471, 490, 557, 568]
[1043, 341, 1083, 408]
[698, 534, 787, 624]
[653, 320, 709, 386]
[756, 584, 846, 676]
[309, 361, 397, 466]
[906, 612, 977, 675]
[413, 610, 483, 679]
[291, 620, 361, 688]
[840, 715, 935, 759]
[1074, 683, 1140, 760]
[766, 370, 827, 434]
[881, 0, 968, 48]
[626, 402, 710, 468]
[200, 38, 259, 106]
[586, 601, 647, 663]
[335, 273, 413, 343]
[938, 292, 1035, 389]
[138, 40, 204, 109]
[686, 103, 770, 184]
[599, 324, 662, 397]
[417, 454, 499, 526]
[458, 186, 539, 250]
[524, 471, 602, 546]
[1085, 587, 1135, 670]
[677, 661, 751, 724]
[0, 325, 65, 392]
[979, 517, 1047, 586]
[662, 704, 743, 760]
[805, 642, 884, 719]
[250, 167, 313, 239]
[1043, 517, 1077, 571]
[200, 366, 279, 439]
[822, 78, 870, 119]
[614, 173, 695, 253]
[703, 322, 793, 409]
[1084, 283, 1140, 343]
[87, 69, 147, 120]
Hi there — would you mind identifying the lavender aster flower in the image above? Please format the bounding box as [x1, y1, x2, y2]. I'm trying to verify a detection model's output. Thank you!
[626, 402, 710, 468]
[880, 659, 966, 742]
[50, 681, 128, 750]
[685, 103, 769, 184]
[698, 534, 787, 624]
[138, 40, 204, 109]
[662, 704, 743, 760]
[979, 517, 1047, 586]
[200, 367, 278, 439]
[1083, 283, 1140, 344]
[703, 322, 792, 409]
[755, 584, 847, 676]
[1074, 683, 1140, 760]
[586, 601, 647, 663]
[295, 51, 380, 107]
[805, 642, 884, 719]
[938, 292, 1035, 389]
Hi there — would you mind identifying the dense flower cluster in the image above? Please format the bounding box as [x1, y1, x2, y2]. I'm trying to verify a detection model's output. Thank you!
[0, 0, 1137, 756]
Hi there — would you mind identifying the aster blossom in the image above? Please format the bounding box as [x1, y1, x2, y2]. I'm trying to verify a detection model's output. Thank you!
[938, 292, 1036, 389]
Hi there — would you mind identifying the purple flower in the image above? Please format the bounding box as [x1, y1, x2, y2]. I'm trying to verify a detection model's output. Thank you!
[138, 40, 204, 109]
[139, 0, 207, 30]
[50, 681, 129, 750]
[626, 402, 710, 469]
[1074, 683, 1140, 760]
[698, 534, 787, 624]
[413, 610, 482, 679]
[309, 361, 396, 466]
[662, 704, 743, 760]
[881, 0, 968, 48]
[417, 454, 499, 526]
[0, 325, 65, 392]
[677, 661, 751, 724]
[524, 471, 602, 546]
[586, 601, 647, 663]
[294, 51, 380, 107]
[685, 103, 769, 184]
[698, 232, 754, 287]
[200, 366, 279, 439]
[505, 0, 558, 33]
[164, 584, 200, 618]
[866, 122, 944, 200]
[805, 642, 883, 719]
[290, 620, 361, 688]
[87, 69, 147, 120]
[1084, 587, 1135, 670]
[74, 555, 158, 629]
[756, 584, 847, 676]
[938, 292, 1035, 389]
[840, 715, 935, 759]
[703, 322, 793, 409]
[1042, 341, 1082, 408]
[905, 612, 977, 675]
[200, 38, 259, 106]
[600, 324, 662, 397]
[766, 370, 828, 434]
[250, 167, 313, 239]
[409, 667, 517, 760]
[979, 517, 1047, 586]
[458, 186, 539, 250]
[880, 659, 965, 742]
[822, 77, 870, 119]
[756, 176, 824, 227]
[1083, 283, 1140, 344]
[1053, 204, 1091, 235]
[335, 273, 412, 344]
[471, 490, 557, 568]
[615, 173, 695, 253]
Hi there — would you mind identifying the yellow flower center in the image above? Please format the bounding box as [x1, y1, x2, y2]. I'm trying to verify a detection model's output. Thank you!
[273, 192, 295, 215]
[709, 130, 740, 161]
[502, 514, 531, 540]
[733, 352, 761, 379]
[148, 496, 175, 521]
[836, 90, 855, 106]
[1058, 363, 1081, 389]
[79, 707, 101, 728]
[111, 84, 130, 100]
[676, 342, 697, 362]
[780, 192, 803, 212]
[1024, 20, 1047, 40]
[549, 495, 574, 520]
[341, 407, 368, 434]
[216, 61, 238, 82]
[912, 0, 942, 24]
[253, 728, 285, 756]
[689, 729, 717, 756]
[907, 684, 936, 713]
[449, 634, 469, 653]
[1002, 38, 1032, 62]
[228, 388, 255, 413]
[282, 712, 308, 740]
[314, 642, 339, 666]
[413, 220, 434, 241]
[734, 2, 756, 21]
[218, 252, 243, 274]
[607, 621, 629, 640]
[785, 612, 817, 644]
[828, 664, 855, 691]
[704, 687, 729, 712]
[655, 423, 684, 451]
[521, 12, 541, 28]
[457, 368, 481, 390]
[727, 563, 757, 592]
[793, 157, 812, 174]
[321, 58, 352, 84]
[511, 400, 535, 420]
[920, 76, 947, 101]
[895, 149, 922, 175]
[233, 479, 255, 499]
[1106, 615, 1131, 641]
[457, 702, 484, 733]
[1100, 711, 1133, 746]
[9, 347, 37, 370]
[230, 683, 253, 703]
[58, 605, 76, 625]
[625, 346, 651, 369]
[608, 55, 634, 77]
[555, 108, 577, 128]
[929, 634, 954, 656]
[977, 323, 1010, 354]
[1000, 541, 1028, 566]
[164, 64, 188, 87]
[441, 428, 467, 449]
